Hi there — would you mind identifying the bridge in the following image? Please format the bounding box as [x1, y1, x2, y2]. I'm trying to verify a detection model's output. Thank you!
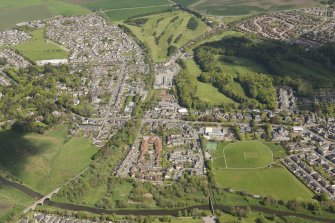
[23, 187, 61, 213]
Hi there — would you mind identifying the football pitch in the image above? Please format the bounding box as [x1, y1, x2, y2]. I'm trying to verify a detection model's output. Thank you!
[214, 141, 273, 169]
[211, 140, 314, 200]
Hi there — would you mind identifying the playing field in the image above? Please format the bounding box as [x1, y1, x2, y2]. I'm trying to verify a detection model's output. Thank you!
[211, 140, 313, 200]
[0, 126, 98, 194]
[214, 141, 273, 169]
[215, 167, 314, 200]
[189, 0, 320, 16]
[12, 28, 68, 62]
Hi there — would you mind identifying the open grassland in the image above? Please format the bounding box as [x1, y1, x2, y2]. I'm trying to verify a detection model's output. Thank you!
[12, 28, 68, 62]
[0, 185, 33, 222]
[190, 0, 320, 16]
[184, 58, 236, 105]
[0, 126, 98, 194]
[215, 141, 273, 169]
[0, 0, 89, 30]
[126, 11, 208, 62]
[215, 167, 314, 200]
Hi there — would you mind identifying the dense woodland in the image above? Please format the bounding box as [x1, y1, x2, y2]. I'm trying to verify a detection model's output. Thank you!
[194, 37, 335, 96]
[0, 64, 92, 133]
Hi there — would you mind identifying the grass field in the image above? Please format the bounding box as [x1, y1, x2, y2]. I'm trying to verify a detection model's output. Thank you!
[215, 167, 314, 200]
[0, 185, 33, 222]
[189, 0, 320, 16]
[12, 28, 68, 62]
[211, 140, 313, 200]
[0, 0, 89, 30]
[215, 141, 273, 169]
[0, 126, 98, 194]
[75, 0, 173, 21]
[184, 58, 237, 105]
[126, 10, 208, 62]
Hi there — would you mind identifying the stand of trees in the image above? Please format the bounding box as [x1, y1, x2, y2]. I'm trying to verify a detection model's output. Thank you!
[186, 17, 199, 30]
[195, 36, 335, 97]
[0, 64, 92, 133]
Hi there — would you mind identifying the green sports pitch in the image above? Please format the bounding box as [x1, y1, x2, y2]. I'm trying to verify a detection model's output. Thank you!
[214, 141, 273, 169]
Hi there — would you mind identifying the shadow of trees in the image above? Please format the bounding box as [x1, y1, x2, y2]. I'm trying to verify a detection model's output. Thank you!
[0, 129, 49, 178]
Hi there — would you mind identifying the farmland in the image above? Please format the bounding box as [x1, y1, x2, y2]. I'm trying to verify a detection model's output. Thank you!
[185, 0, 320, 16]
[0, 185, 33, 222]
[12, 28, 68, 62]
[0, 126, 98, 194]
[74, 0, 173, 21]
[0, 0, 89, 30]
[125, 11, 208, 62]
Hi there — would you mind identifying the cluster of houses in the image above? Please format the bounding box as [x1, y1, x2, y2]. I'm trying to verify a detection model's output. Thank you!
[0, 48, 30, 68]
[0, 29, 30, 45]
[44, 14, 148, 147]
[116, 134, 164, 182]
[277, 87, 296, 111]
[310, 125, 335, 141]
[298, 7, 335, 18]
[304, 19, 335, 43]
[283, 149, 335, 200]
[116, 121, 205, 183]
[30, 213, 112, 223]
[144, 90, 189, 120]
[236, 9, 335, 45]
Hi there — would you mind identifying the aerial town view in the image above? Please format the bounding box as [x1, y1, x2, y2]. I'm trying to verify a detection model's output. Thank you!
[0, 0, 335, 223]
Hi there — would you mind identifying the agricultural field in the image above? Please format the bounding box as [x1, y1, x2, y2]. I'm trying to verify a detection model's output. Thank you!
[0, 0, 89, 30]
[0, 125, 98, 194]
[0, 185, 34, 222]
[125, 11, 208, 62]
[12, 28, 68, 62]
[210, 141, 314, 200]
[214, 141, 273, 169]
[187, 0, 320, 16]
[71, 0, 173, 21]
[105, 5, 172, 21]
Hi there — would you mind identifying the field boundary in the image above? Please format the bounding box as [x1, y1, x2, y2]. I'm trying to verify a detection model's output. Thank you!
[215, 140, 274, 169]
[103, 4, 172, 12]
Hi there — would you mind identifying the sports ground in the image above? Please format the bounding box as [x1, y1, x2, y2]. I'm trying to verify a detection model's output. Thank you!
[214, 141, 273, 169]
[209, 141, 314, 200]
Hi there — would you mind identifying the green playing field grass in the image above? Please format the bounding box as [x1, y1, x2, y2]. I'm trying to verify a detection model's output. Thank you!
[215, 167, 315, 200]
[13, 28, 68, 62]
[214, 141, 273, 169]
